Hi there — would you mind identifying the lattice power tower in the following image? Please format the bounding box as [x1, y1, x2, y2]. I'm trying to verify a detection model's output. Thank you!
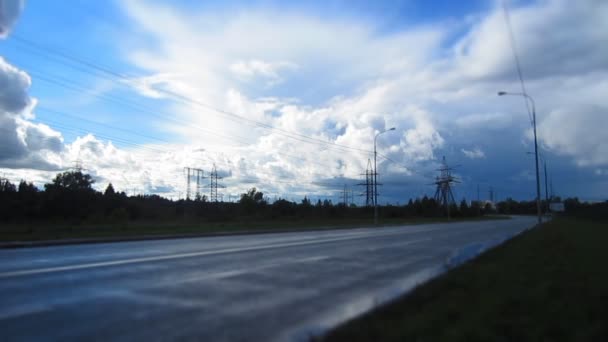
[209, 164, 224, 202]
[433, 156, 459, 218]
[358, 159, 375, 206]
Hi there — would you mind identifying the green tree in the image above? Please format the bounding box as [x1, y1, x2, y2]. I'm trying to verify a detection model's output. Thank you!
[0, 179, 16, 193]
[459, 199, 469, 216]
[240, 188, 266, 205]
[239, 188, 266, 215]
[43, 171, 97, 219]
[18, 181, 38, 194]
[301, 196, 311, 206]
[45, 171, 94, 192]
[104, 183, 116, 196]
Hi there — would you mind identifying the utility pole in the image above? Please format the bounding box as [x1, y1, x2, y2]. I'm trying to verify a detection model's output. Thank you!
[374, 127, 396, 225]
[195, 169, 202, 200]
[186, 167, 190, 200]
[498, 91, 542, 225]
[544, 160, 549, 213]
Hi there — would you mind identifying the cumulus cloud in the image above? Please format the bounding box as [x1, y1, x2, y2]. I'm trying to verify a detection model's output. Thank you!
[0, 57, 65, 170]
[539, 105, 608, 167]
[0, 56, 31, 114]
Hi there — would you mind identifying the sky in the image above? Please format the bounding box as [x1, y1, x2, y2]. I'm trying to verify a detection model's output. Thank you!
[0, 0, 607, 204]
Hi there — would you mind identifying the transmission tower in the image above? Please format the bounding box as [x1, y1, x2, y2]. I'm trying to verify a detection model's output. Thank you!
[433, 156, 459, 219]
[69, 159, 86, 173]
[184, 167, 205, 200]
[358, 159, 375, 206]
[209, 164, 224, 202]
[341, 184, 354, 206]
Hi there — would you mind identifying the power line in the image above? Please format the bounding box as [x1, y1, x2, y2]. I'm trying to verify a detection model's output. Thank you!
[501, 0, 534, 127]
[22, 64, 369, 169]
[11, 34, 373, 155]
[34, 106, 335, 169]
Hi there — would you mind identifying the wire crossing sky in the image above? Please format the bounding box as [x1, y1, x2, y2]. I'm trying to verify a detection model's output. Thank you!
[0, 0, 607, 203]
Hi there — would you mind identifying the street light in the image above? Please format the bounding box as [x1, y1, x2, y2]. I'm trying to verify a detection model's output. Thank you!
[499, 91, 542, 225]
[374, 127, 396, 225]
[527, 152, 550, 215]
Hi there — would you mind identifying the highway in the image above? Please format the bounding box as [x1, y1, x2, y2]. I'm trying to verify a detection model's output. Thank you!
[0, 217, 535, 341]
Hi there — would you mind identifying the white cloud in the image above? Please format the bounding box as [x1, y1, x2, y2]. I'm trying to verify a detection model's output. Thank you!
[2, 0, 608, 201]
[453, 0, 608, 81]
[461, 147, 486, 159]
[230, 59, 298, 86]
[0, 57, 65, 170]
[539, 105, 608, 167]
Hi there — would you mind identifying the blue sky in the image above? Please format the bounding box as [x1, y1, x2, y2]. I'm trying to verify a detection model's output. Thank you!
[0, 0, 607, 204]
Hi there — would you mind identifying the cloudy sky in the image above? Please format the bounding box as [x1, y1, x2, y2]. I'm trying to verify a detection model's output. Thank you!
[0, 0, 606, 204]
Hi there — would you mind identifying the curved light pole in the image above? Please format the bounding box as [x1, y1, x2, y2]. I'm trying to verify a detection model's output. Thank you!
[499, 91, 542, 225]
[374, 127, 396, 225]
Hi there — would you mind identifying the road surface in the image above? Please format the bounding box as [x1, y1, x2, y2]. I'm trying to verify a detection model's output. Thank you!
[0, 217, 535, 341]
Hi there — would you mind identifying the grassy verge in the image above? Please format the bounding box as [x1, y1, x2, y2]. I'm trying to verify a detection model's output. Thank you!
[321, 217, 608, 342]
[0, 215, 507, 243]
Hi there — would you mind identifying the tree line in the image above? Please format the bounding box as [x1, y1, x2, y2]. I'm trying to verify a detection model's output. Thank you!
[1, 170, 601, 224]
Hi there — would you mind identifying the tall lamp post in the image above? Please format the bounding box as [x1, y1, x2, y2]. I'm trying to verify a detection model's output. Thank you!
[499, 91, 542, 225]
[527, 152, 550, 214]
[374, 127, 396, 225]
[543, 158, 549, 213]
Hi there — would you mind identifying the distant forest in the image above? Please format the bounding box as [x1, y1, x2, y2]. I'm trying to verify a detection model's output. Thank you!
[0, 171, 605, 223]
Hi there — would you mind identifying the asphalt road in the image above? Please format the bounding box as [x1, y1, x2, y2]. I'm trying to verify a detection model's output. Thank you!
[0, 217, 535, 341]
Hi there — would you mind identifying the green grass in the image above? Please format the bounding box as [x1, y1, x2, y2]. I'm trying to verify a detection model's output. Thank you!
[0, 216, 506, 243]
[321, 217, 608, 342]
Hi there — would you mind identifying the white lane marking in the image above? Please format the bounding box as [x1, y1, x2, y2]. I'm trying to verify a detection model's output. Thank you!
[0, 230, 435, 279]
[296, 255, 331, 263]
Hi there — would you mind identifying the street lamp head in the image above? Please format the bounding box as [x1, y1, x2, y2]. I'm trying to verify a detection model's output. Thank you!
[497, 91, 507, 96]
[388, 127, 396, 131]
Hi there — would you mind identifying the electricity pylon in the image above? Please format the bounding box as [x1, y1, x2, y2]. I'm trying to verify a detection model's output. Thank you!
[358, 159, 375, 206]
[433, 156, 459, 219]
